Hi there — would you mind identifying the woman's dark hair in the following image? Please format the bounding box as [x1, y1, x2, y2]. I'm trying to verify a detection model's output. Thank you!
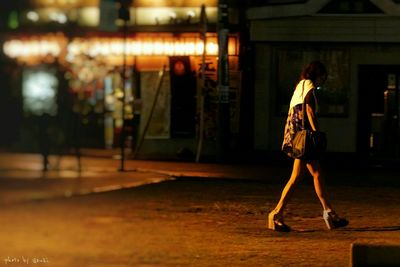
[300, 61, 327, 83]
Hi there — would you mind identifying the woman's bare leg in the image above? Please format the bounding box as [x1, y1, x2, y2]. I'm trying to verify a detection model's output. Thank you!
[273, 159, 304, 215]
[306, 160, 333, 211]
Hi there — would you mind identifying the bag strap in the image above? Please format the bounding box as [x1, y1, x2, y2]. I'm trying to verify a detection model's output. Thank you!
[301, 80, 305, 129]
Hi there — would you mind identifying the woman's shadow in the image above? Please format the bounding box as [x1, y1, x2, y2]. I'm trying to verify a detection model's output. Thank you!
[342, 226, 400, 232]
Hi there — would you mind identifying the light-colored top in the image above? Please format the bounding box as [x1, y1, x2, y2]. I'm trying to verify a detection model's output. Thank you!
[289, 79, 314, 109]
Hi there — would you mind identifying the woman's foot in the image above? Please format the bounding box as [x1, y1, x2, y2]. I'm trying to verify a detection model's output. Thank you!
[268, 210, 291, 232]
[323, 210, 348, 230]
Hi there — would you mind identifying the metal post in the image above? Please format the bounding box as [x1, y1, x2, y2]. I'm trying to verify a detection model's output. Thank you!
[195, 4, 207, 163]
[216, 0, 230, 162]
[119, 19, 127, 171]
[396, 74, 400, 157]
[117, 0, 131, 171]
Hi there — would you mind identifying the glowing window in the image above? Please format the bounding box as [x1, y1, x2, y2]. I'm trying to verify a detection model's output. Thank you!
[22, 68, 58, 116]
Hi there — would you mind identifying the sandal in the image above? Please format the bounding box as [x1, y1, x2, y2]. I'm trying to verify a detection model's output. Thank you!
[268, 210, 291, 232]
[323, 210, 349, 230]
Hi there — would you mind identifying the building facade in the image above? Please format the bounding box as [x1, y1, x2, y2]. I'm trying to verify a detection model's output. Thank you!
[2, 0, 400, 162]
[0, 0, 243, 161]
[248, 0, 400, 160]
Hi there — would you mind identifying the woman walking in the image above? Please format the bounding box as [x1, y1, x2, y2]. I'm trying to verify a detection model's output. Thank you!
[268, 61, 348, 232]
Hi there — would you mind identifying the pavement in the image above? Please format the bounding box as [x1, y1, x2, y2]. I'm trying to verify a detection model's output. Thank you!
[0, 151, 298, 204]
[0, 151, 399, 267]
[1, 150, 399, 204]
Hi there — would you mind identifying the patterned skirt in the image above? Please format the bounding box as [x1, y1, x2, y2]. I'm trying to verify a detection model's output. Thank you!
[281, 104, 305, 157]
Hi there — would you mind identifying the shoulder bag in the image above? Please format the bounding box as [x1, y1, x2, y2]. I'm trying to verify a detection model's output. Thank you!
[291, 82, 327, 160]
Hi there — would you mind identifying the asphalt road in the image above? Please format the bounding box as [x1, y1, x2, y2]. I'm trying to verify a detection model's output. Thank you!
[0, 153, 399, 266]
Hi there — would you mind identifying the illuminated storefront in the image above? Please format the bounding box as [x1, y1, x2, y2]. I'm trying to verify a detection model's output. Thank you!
[1, 0, 241, 159]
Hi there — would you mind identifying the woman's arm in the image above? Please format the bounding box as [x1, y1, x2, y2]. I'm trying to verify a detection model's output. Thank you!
[305, 90, 319, 131]
[306, 104, 319, 131]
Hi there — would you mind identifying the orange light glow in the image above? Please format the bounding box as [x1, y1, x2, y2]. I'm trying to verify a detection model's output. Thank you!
[3, 33, 238, 65]
[30, 0, 97, 7]
[2, 33, 67, 65]
[67, 37, 220, 59]
[3, 39, 61, 58]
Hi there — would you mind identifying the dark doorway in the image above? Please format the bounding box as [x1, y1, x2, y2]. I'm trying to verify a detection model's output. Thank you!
[169, 56, 196, 138]
[358, 65, 400, 158]
[0, 62, 22, 149]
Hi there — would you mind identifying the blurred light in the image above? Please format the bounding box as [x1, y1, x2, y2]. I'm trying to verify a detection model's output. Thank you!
[136, 7, 217, 25]
[77, 7, 99, 27]
[206, 42, 218, 55]
[22, 68, 58, 116]
[67, 38, 220, 59]
[34, 0, 79, 5]
[187, 10, 195, 18]
[27, 11, 40, 22]
[186, 10, 195, 23]
[3, 35, 239, 64]
[169, 12, 177, 19]
[58, 13, 68, 24]
[49, 12, 57, 21]
[3, 39, 62, 58]
[49, 12, 68, 24]
[8, 11, 19, 29]
[23, 7, 94, 26]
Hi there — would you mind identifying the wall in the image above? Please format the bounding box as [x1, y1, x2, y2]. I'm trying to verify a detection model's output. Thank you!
[253, 42, 400, 153]
[253, 44, 272, 150]
[250, 15, 400, 153]
[250, 16, 400, 43]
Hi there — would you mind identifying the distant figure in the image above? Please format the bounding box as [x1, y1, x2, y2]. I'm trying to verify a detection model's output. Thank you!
[268, 61, 348, 232]
[37, 114, 51, 172]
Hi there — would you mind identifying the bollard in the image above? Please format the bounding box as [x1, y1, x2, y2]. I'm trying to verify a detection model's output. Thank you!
[351, 243, 400, 267]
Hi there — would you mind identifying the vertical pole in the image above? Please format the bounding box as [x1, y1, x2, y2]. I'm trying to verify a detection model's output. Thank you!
[118, 0, 131, 171]
[119, 18, 127, 171]
[216, 0, 230, 162]
[131, 62, 141, 153]
[396, 74, 400, 157]
[196, 4, 207, 163]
